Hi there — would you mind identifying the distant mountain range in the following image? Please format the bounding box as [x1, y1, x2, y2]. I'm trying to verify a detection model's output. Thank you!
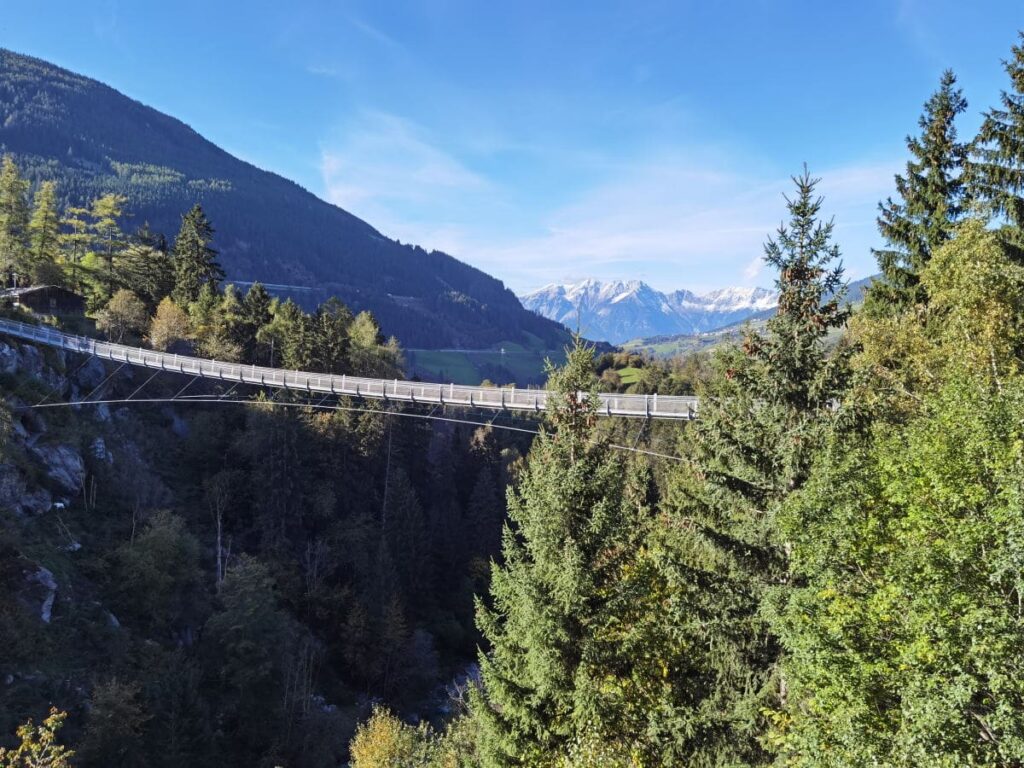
[520, 279, 778, 344]
[621, 274, 877, 357]
[0, 49, 568, 350]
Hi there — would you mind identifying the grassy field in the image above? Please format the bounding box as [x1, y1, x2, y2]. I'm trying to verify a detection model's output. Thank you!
[616, 366, 643, 385]
[405, 338, 568, 385]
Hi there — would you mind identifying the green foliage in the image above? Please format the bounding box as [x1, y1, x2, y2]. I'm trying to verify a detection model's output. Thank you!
[80, 680, 150, 768]
[0, 155, 30, 287]
[772, 221, 1024, 765]
[970, 31, 1024, 232]
[869, 70, 969, 311]
[172, 204, 223, 306]
[95, 289, 149, 343]
[472, 340, 650, 765]
[26, 182, 60, 284]
[118, 225, 174, 309]
[655, 169, 851, 764]
[108, 510, 203, 635]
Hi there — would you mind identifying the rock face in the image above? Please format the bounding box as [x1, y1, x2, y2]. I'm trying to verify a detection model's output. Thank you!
[30, 444, 85, 494]
[25, 565, 57, 623]
[76, 356, 107, 390]
[0, 462, 52, 515]
[0, 340, 20, 375]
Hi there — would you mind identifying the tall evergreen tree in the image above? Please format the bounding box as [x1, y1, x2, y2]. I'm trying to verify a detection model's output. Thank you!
[27, 181, 62, 284]
[0, 156, 30, 287]
[868, 70, 968, 311]
[970, 32, 1024, 233]
[172, 204, 223, 305]
[472, 341, 646, 765]
[662, 169, 851, 764]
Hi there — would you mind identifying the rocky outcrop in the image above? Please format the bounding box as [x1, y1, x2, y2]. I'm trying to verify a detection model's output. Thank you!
[76, 356, 107, 390]
[24, 565, 57, 623]
[30, 444, 85, 495]
[0, 462, 52, 516]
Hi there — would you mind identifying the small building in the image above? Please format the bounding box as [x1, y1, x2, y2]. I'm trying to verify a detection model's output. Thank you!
[0, 285, 86, 316]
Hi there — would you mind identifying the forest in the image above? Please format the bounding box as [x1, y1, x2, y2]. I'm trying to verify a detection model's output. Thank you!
[3, 28, 1024, 768]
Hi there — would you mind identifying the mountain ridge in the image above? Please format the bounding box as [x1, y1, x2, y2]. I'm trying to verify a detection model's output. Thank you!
[0, 48, 568, 350]
[520, 278, 777, 344]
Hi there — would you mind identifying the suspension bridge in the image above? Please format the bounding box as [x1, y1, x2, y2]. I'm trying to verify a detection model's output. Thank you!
[0, 318, 699, 420]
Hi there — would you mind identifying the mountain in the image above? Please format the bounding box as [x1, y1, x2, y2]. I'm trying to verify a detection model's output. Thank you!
[520, 278, 777, 344]
[0, 49, 568, 350]
[622, 275, 878, 357]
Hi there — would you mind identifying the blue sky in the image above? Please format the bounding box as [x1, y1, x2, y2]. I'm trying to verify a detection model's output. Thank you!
[3, 1, 1024, 293]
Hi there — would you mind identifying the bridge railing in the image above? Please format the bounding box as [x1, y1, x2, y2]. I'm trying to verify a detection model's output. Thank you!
[0, 318, 698, 420]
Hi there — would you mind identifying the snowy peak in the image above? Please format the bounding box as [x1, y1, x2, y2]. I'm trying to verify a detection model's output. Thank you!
[520, 279, 778, 344]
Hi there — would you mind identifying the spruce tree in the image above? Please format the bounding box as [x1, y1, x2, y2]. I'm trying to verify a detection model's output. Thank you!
[0, 156, 29, 287]
[868, 70, 968, 311]
[312, 297, 352, 373]
[663, 169, 851, 763]
[970, 32, 1024, 232]
[472, 341, 645, 765]
[173, 204, 223, 305]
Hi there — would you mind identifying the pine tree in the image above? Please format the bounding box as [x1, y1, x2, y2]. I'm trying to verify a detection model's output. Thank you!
[970, 32, 1024, 232]
[472, 341, 646, 765]
[27, 181, 62, 285]
[869, 70, 968, 311]
[172, 204, 223, 305]
[0, 156, 30, 287]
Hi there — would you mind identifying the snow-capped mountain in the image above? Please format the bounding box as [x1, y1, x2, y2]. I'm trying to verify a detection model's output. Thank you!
[519, 279, 777, 344]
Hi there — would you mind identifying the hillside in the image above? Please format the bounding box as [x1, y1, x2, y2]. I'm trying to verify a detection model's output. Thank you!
[520, 278, 776, 344]
[0, 49, 568, 350]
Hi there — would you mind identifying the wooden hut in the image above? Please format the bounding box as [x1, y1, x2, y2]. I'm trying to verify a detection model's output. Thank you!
[0, 286, 86, 316]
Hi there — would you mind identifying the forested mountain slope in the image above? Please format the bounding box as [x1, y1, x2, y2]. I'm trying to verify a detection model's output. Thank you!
[0, 49, 567, 349]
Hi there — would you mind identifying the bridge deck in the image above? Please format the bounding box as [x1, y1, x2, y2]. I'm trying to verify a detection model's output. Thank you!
[0, 319, 698, 420]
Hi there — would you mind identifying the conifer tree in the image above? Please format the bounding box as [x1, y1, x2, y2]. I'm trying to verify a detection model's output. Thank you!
[89, 193, 128, 297]
[119, 224, 175, 308]
[27, 181, 61, 284]
[869, 70, 968, 311]
[663, 169, 851, 763]
[970, 32, 1024, 233]
[61, 203, 93, 291]
[0, 156, 29, 287]
[312, 297, 352, 373]
[472, 341, 646, 765]
[172, 204, 223, 305]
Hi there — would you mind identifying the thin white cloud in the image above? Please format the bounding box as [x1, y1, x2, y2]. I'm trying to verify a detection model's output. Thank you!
[469, 158, 897, 293]
[319, 114, 899, 293]
[321, 108, 493, 218]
